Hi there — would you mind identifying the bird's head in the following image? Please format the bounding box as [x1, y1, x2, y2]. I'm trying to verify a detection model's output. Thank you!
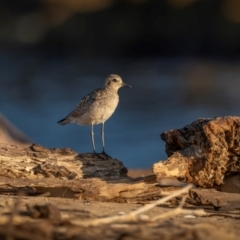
[104, 74, 132, 91]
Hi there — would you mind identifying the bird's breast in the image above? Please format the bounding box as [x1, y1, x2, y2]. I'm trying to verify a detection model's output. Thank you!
[73, 94, 118, 126]
[90, 94, 119, 124]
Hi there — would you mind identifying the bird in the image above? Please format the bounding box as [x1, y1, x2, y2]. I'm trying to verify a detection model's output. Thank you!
[57, 74, 131, 158]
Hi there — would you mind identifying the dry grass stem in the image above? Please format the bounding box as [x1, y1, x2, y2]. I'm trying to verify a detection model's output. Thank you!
[72, 184, 194, 226]
[152, 208, 207, 221]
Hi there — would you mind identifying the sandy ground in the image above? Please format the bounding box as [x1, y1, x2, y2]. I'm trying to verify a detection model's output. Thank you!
[0, 194, 239, 240]
[0, 169, 239, 240]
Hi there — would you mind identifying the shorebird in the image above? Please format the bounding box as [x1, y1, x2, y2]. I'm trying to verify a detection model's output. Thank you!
[57, 74, 131, 158]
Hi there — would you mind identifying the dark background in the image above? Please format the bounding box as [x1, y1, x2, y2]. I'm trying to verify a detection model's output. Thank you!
[1, 0, 240, 168]
[2, 0, 240, 56]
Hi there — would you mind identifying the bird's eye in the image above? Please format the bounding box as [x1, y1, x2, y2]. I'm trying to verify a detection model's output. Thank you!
[112, 78, 117, 82]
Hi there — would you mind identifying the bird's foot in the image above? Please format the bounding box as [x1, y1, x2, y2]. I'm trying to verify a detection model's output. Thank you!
[92, 151, 104, 159]
[76, 152, 100, 160]
[76, 151, 112, 160]
[100, 150, 112, 159]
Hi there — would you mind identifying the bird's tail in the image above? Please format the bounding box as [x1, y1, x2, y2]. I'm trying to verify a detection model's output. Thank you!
[57, 117, 70, 125]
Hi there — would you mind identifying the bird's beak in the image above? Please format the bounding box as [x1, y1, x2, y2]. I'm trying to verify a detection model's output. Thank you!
[122, 82, 132, 88]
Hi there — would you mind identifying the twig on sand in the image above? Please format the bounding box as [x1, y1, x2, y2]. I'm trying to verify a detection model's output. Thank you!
[73, 184, 205, 227]
[152, 195, 207, 221]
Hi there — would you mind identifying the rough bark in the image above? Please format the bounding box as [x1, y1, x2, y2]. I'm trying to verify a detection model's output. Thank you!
[0, 143, 127, 179]
[0, 175, 171, 202]
[153, 116, 240, 187]
[0, 143, 174, 202]
[189, 188, 240, 210]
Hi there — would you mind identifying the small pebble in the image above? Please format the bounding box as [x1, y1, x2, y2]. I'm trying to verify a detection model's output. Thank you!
[118, 211, 125, 215]
[184, 215, 196, 219]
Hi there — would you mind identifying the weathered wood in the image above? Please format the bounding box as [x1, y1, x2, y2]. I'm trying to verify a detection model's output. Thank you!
[153, 116, 240, 187]
[0, 175, 175, 202]
[0, 143, 182, 202]
[189, 188, 240, 210]
[0, 143, 127, 179]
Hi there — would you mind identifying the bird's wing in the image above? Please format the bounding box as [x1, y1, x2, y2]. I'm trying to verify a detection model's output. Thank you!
[76, 88, 102, 108]
[68, 88, 103, 118]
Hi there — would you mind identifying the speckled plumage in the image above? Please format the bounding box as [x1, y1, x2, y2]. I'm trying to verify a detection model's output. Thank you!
[58, 74, 131, 156]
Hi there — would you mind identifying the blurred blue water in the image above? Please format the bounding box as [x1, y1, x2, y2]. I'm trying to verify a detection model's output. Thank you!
[1, 51, 240, 168]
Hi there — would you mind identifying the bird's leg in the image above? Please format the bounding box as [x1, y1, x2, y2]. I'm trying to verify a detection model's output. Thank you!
[90, 123, 96, 154]
[101, 122, 112, 158]
[101, 122, 105, 153]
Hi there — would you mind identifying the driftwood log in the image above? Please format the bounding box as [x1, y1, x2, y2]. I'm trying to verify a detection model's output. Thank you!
[0, 140, 239, 206]
[0, 143, 174, 202]
[0, 143, 128, 179]
[153, 116, 240, 188]
[189, 188, 240, 210]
